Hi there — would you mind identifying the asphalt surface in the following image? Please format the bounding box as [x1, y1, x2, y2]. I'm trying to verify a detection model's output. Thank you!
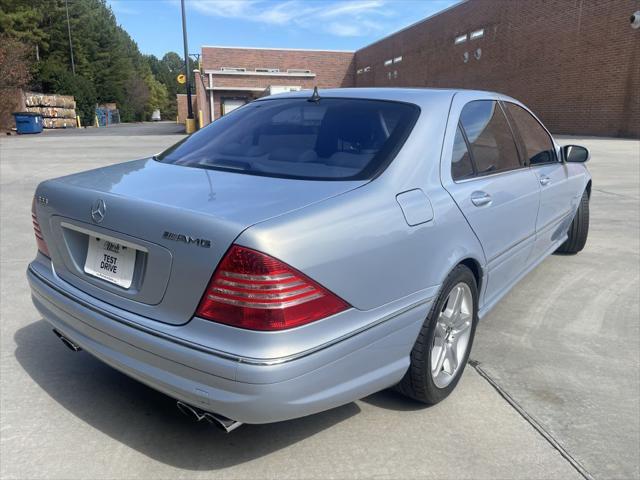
[1, 123, 638, 479]
[35, 121, 186, 136]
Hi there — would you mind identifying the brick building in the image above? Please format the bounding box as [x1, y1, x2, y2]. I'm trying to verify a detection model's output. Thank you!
[187, 0, 639, 137]
[184, 46, 354, 125]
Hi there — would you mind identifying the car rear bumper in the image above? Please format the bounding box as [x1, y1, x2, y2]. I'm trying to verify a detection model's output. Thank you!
[27, 261, 432, 424]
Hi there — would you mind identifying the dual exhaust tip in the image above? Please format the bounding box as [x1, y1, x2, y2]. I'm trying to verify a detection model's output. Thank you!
[176, 401, 243, 433]
[51, 329, 242, 432]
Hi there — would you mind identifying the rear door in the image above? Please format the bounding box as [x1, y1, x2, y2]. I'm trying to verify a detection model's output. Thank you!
[503, 102, 573, 259]
[442, 99, 541, 306]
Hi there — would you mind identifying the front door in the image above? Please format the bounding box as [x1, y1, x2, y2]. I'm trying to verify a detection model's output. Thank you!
[503, 102, 572, 259]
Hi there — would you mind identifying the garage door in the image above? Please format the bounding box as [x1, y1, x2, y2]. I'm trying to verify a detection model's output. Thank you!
[222, 98, 246, 115]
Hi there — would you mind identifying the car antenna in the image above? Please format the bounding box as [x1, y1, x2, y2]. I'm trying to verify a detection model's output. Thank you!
[308, 86, 320, 103]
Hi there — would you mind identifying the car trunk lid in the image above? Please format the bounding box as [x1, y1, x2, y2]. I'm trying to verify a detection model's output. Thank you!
[36, 158, 364, 325]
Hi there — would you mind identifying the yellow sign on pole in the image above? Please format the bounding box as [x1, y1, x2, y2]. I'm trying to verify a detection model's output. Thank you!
[177, 74, 186, 84]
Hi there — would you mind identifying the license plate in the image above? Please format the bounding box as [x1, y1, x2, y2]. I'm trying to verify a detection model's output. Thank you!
[84, 236, 137, 288]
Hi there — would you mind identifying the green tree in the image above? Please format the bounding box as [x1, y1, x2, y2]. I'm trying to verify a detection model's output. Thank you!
[38, 58, 97, 125]
[2, 0, 177, 123]
[0, 0, 51, 49]
[0, 34, 33, 130]
[144, 51, 196, 119]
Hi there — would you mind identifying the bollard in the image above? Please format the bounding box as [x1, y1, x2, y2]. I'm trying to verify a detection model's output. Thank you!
[185, 118, 196, 134]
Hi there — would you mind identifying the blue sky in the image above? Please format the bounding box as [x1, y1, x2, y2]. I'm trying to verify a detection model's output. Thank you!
[106, 0, 459, 58]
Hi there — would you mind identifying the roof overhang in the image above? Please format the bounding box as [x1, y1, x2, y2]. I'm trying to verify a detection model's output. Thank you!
[204, 69, 316, 78]
[208, 86, 266, 92]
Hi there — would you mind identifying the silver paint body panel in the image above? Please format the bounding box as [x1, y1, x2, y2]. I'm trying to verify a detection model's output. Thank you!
[28, 88, 590, 424]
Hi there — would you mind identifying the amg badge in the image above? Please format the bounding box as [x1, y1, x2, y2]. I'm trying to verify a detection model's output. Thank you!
[163, 231, 211, 248]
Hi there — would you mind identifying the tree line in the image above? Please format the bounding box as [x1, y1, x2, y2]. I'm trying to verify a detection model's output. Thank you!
[0, 0, 193, 125]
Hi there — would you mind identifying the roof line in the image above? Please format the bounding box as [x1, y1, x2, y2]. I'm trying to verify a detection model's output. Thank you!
[356, 0, 468, 52]
[201, 45, 354, 53]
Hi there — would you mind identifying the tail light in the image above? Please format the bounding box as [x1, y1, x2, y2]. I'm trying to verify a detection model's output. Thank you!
[31, 197, 50, 258]
[196, 245, 349, 331]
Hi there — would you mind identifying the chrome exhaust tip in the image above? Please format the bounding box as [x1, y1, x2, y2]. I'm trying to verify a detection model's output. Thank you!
[176, 401, 208, 422]
[204, 412, 244, 433]
[176, 401, 242, 433]
[52, 329, 82, 352]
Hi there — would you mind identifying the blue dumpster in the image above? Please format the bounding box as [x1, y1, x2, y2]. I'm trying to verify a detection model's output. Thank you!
[13, 112, 44, 134]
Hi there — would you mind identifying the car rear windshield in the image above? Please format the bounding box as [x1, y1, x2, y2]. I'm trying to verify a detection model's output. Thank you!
[156, 97, 420, 180]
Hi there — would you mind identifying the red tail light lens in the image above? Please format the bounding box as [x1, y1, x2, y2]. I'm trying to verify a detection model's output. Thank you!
[196, 245, 350, 331]
[31, 197, 50, 258]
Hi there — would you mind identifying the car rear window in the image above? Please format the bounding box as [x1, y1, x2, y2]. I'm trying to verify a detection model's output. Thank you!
[156, 98, 420, 180]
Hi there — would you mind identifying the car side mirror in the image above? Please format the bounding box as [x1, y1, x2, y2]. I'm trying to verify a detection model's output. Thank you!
[562, 145, 590, 163]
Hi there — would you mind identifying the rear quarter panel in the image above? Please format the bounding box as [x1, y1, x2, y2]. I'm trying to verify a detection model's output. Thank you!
[236, 93, 486, 312]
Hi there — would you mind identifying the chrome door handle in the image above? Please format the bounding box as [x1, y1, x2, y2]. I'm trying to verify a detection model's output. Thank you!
[470, 191, 492, 207]
[539, 175, 551, 186]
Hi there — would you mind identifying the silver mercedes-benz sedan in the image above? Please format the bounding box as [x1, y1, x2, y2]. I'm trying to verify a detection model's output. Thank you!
[28, 88, 591, 432]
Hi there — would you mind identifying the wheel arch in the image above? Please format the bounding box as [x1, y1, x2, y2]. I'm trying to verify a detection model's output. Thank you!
[586, 179, 592, 198]
[458, 257, 484, 294]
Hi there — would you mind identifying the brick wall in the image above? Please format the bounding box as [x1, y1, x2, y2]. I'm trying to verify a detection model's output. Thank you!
[193, 70, 210, 125]
[202, 47, 355, 88]
[176, 94, 196, 124]
[194, 2, 638, 137]
[198, 47, 356, 121]
[355, 0, 640, 138]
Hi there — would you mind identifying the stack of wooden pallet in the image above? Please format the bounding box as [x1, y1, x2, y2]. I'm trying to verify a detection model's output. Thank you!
[24, 92, 77, 128]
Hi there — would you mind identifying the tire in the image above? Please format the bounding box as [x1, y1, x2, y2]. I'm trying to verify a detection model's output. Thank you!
[556, 189, 589, 254]
[395, 264, 479, 405]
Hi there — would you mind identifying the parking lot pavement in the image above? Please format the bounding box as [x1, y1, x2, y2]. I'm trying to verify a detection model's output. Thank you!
[37, 121, 186, 137]
[0, 128, 637, 479]
[471, 136, 640, 480]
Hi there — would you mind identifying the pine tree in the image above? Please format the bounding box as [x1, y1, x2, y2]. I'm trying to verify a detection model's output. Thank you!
[1, 0, 180, 124]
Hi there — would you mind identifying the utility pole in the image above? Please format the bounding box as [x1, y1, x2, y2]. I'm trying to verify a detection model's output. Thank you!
[64, 0, 75, 74]
[181, 0, 195, 133]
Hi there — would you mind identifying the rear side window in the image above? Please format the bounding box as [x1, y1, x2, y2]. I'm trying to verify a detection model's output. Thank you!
[459, 100, 521, 176]
[505, 103, 557, 165]
[157, 98, 420, 181]
[451, 125, 474, 180]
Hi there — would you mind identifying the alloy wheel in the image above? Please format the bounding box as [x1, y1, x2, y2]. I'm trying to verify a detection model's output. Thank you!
[430, 282, 473, 388]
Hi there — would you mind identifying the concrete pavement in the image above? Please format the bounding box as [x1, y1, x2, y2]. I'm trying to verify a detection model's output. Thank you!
[0, 125, 638, 479]
[472, 136, 640, 480]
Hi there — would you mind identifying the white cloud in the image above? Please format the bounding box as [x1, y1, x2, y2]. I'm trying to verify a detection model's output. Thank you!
[188, 0, 391, 36]
[316, 0, 385, 19]
[190, 0, 260, 18]
[107, 0, 140, 15]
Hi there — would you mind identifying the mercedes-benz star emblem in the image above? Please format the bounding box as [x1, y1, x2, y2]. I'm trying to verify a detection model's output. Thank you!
[91, 199, 107, 224]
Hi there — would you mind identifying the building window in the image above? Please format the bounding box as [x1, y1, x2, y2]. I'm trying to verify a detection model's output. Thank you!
[474, 48, 482, 60]
[384, 59, 393, 66]
[387, 71, 392, 80]
[287, 69, 311, 74]
[393, 56, 403, 63]
[454, 34, 467, 45]
[255, 68, 280, 73]
[470, 28, 484, 40]
[393, 70, 398, 79]
[221, 67, 246, 72]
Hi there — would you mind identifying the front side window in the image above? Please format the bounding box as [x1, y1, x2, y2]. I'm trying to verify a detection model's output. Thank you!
[505, 103, 557, 165]
[459, 100, 521, 176]
[157, 98, 420, 181]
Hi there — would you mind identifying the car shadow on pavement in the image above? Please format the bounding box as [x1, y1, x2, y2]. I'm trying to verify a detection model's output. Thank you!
[14, 320, 360, 470]
[361, 389, 432, 412]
